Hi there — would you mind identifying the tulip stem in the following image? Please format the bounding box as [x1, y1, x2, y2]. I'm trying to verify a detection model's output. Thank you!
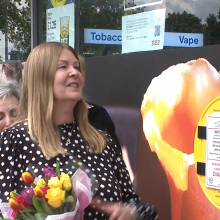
[56, 160, 60, 176]
[18, 210, 29, 219]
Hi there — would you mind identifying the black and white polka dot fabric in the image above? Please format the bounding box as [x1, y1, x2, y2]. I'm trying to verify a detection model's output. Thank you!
[0, 121, 158, 220]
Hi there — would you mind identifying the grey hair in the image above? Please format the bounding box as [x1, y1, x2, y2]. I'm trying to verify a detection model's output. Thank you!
[0, 80, 20, 101]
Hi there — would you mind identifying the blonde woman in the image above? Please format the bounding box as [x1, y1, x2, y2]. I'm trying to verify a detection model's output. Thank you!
[0, 42, 157, 220]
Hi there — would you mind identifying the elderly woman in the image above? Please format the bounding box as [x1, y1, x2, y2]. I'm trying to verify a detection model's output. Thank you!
[0, 80, 20, 132]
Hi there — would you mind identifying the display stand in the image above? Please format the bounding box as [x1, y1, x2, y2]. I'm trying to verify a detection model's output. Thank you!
[194, 96, 220, 209]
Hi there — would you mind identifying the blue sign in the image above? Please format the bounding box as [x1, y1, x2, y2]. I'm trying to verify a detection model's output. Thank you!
[164, 32, 203, 47]
[84, 29, 122, 45]
[84, 28, 203, 48]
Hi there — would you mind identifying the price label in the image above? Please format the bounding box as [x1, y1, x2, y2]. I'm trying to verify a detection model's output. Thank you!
[48, 20, 57, 30]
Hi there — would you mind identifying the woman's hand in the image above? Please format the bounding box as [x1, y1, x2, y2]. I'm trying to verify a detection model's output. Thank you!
[107, 202, 137, 220]
[90, 197, 138, 220]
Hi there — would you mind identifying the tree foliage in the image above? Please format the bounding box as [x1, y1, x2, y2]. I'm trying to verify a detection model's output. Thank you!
[0, 0, 31, 61]
[165, 9, 220, 45]
[80, 0, 123, 29]
[0, 0, 23, 35]
[9, 0, 31, 61]
[0, 0, 23, 61]
[204, 11, 220, 45]
[165, 11, 203, 33]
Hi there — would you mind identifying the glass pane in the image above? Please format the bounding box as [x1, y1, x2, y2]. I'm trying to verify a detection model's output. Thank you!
[77, 0, 220, 57]
[0, 0, 31, 82]
[0, 0, 31, 63]
[79, 0, 124, 57]
[3, 0, 218, 61]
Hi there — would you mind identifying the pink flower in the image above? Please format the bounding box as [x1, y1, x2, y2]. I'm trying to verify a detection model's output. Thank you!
[21, 187, 34, 205]
[16, 195, 32, 211]
[11, 210, 18, 218]
[44, 167, 57, 179]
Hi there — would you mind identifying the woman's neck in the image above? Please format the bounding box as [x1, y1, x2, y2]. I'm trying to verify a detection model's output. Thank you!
[53, 101, 75, 125]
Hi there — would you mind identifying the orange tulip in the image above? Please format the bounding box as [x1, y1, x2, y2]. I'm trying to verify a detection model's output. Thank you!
[9, 198, 20, 211]
[10, 191, 19, 200]
[21, 172, 35, 185]
[34, 186, 45, 198]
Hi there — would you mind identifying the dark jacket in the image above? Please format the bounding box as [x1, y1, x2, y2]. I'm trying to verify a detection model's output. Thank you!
[87, 103, 121, 152]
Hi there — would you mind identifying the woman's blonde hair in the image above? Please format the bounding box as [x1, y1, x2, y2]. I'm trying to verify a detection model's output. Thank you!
[17, 42, 106, 158]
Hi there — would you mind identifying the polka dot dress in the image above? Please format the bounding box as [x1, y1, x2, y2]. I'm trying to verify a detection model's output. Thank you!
[0, 121, 158, 220]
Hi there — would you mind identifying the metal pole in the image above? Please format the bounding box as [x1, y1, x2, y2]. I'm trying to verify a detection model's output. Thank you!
[75, 0, 80, 53]
[5, 0, 8, 61]
[31, 0, 43, 49]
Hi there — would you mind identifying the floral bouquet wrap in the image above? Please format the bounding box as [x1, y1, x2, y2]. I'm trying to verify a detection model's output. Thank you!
[0, 160, 98, 220]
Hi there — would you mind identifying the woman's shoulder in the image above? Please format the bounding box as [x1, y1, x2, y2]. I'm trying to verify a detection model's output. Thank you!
[87, 102, 109, 115]
[0, 123, 30, 154]
[87, 102, 116, 135]
[1, 122, 28, 138]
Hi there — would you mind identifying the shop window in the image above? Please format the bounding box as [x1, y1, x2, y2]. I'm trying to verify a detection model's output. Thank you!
[0, 0, 220, 61]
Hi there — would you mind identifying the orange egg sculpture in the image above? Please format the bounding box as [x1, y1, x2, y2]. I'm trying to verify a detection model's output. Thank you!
[141, 58, 220, 220]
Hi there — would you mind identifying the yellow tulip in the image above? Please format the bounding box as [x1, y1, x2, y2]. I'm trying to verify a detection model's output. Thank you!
[48, 176, 62, 189]
[45, 187, 65, 208]
[60, 172, 72, 191]
[36, 178, 47, 188]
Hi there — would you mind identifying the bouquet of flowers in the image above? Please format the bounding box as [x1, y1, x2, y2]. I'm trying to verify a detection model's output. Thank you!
[0, 161, 96, 220]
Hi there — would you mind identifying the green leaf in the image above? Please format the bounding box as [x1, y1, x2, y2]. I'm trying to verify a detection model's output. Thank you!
[41, 199, 54, 215]
[3, 218, 22, 220]
[11, 191, 20, 199]
[42, 177, 48, 184]
[56, 160, 60, 176]
[62, 195, 76, 212]
[18, 210, 29, 219]
[21, 205, 36, 220]
[25, 207, 37, 214]
[34, 213, 48, 220]
[65, 195, 75, 203]
[32, 195, 57, 215]
[32, 196, 46, 213]
[31, 182, 36, 188]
